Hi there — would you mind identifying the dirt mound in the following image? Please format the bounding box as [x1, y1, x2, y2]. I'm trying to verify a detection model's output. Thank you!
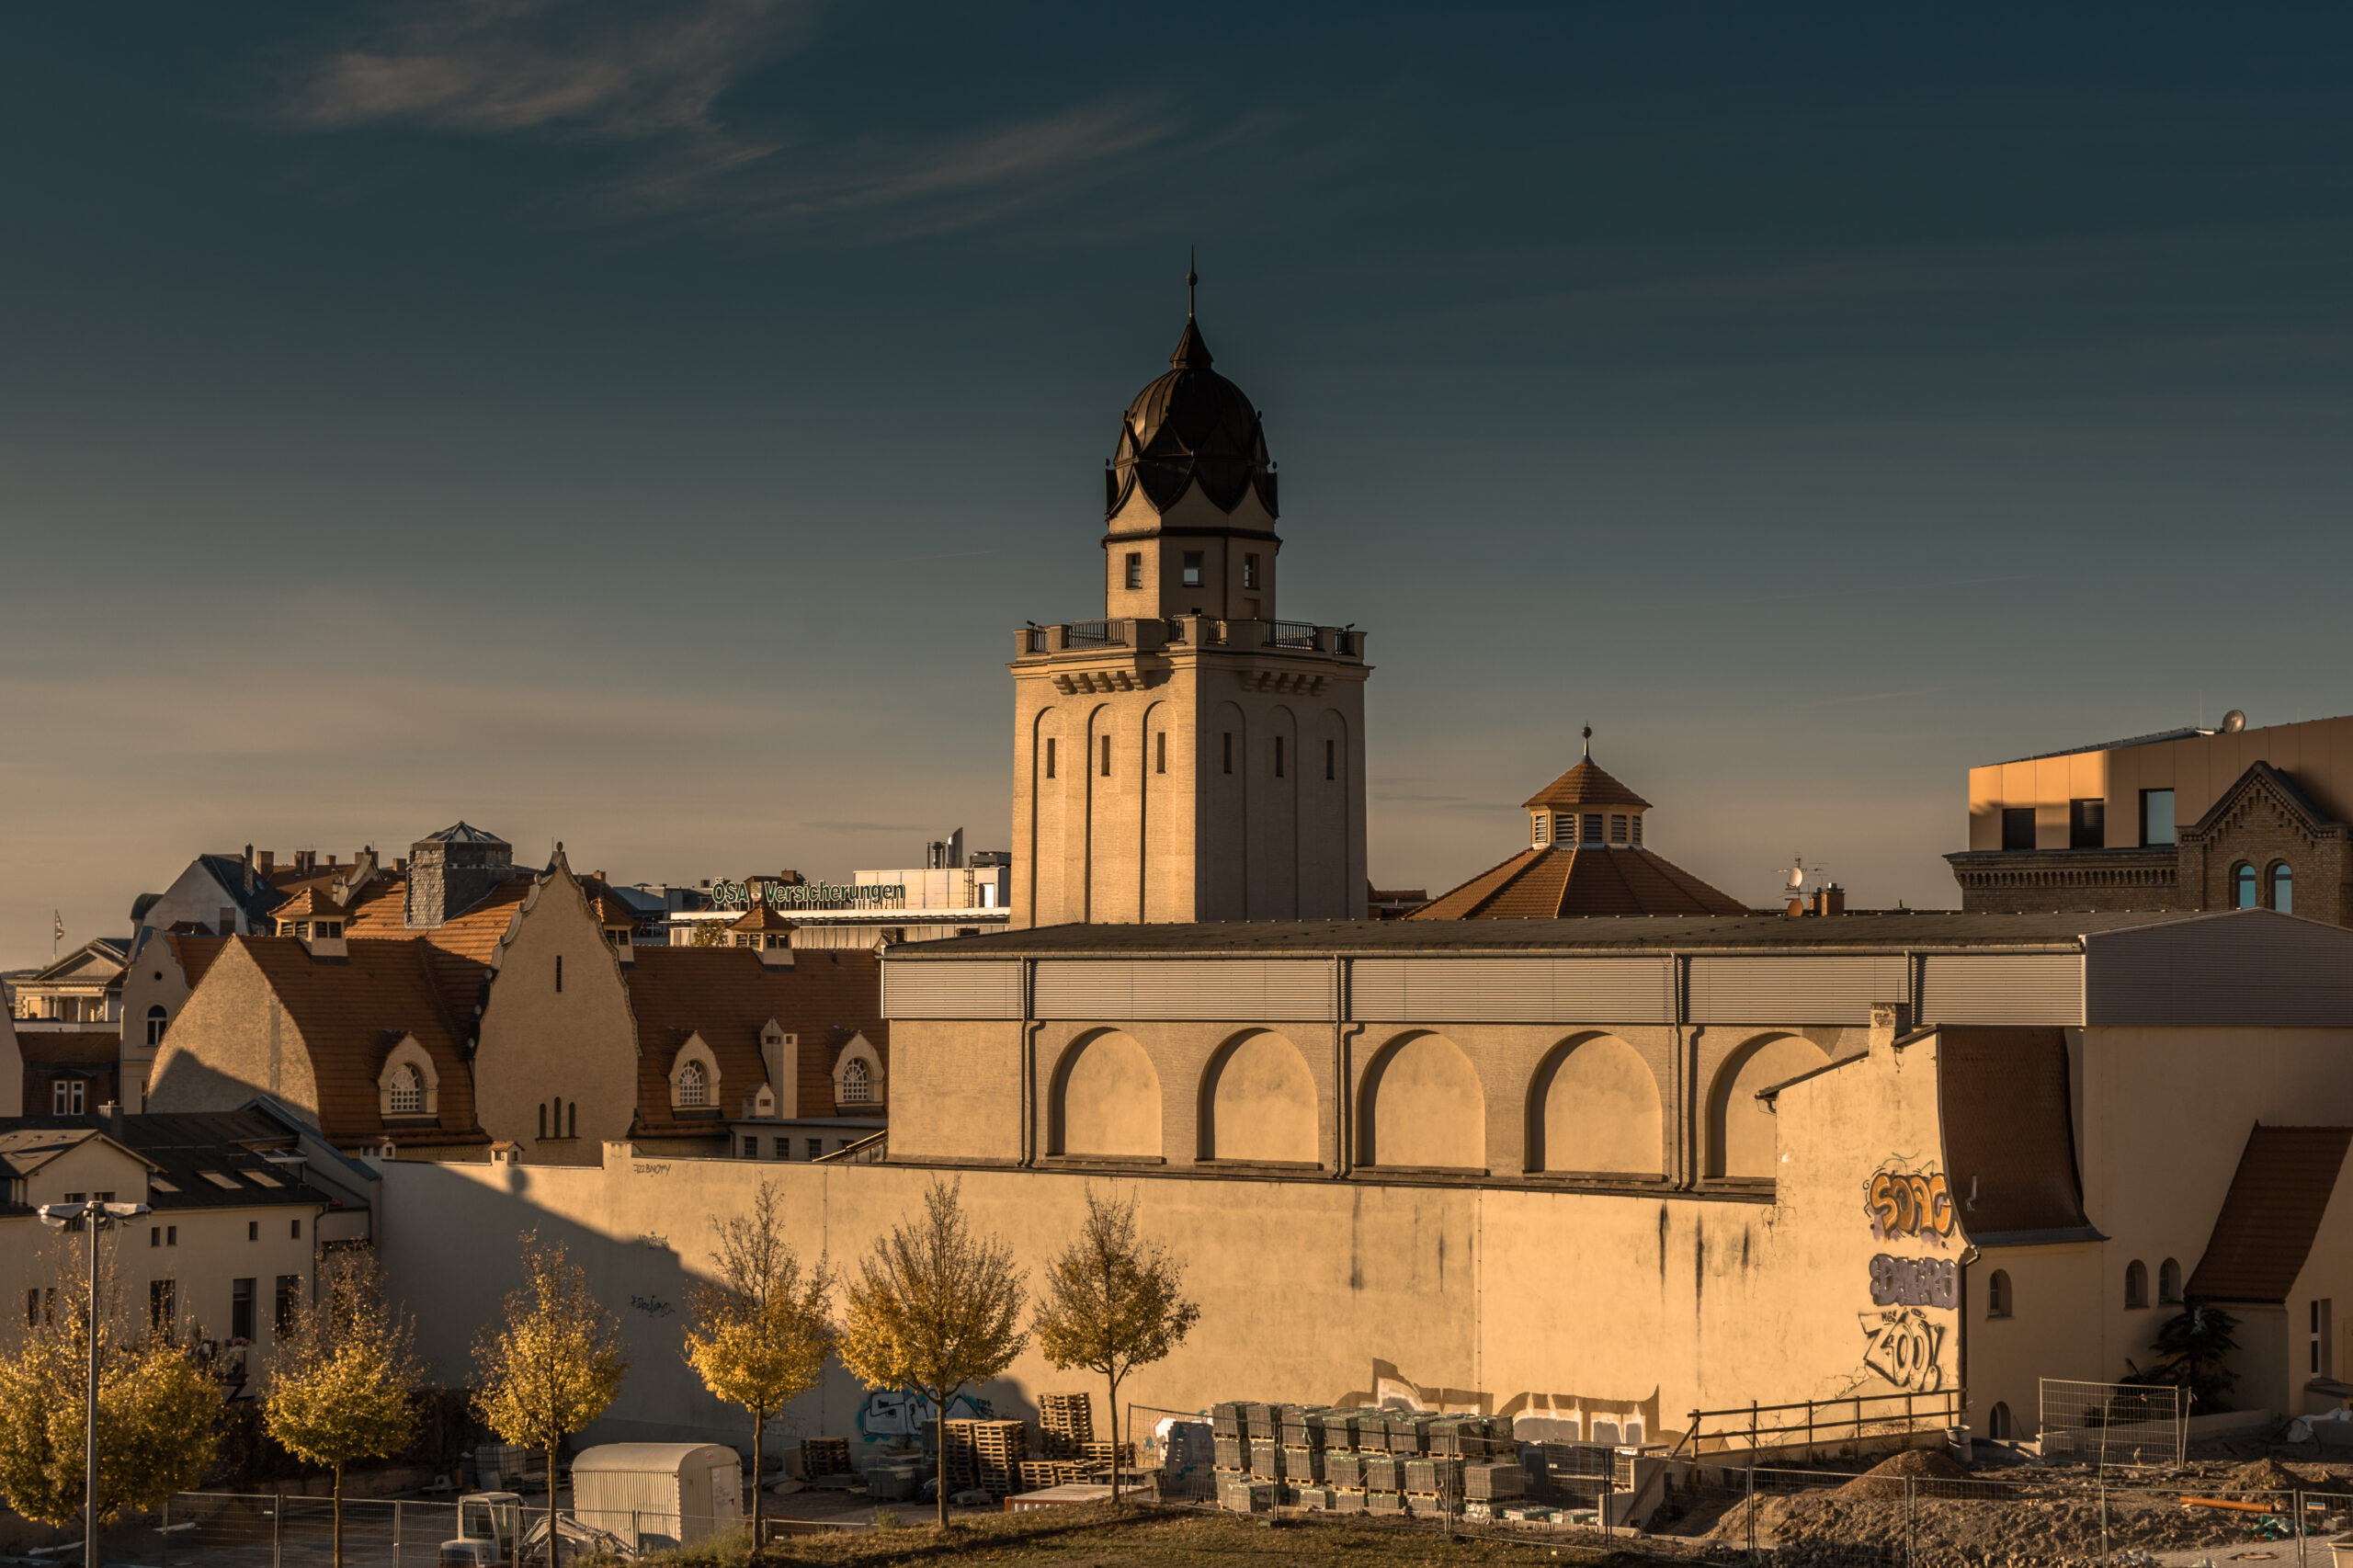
[2228, 1458, 2306, 1492]
[1838, 1448, 1972, 1496]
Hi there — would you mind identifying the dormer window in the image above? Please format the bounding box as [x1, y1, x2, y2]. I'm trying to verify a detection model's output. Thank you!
[840, 1058, 873, 1105]
[676, 1060, 709, 1108]
[388, 1065, 424, 1116]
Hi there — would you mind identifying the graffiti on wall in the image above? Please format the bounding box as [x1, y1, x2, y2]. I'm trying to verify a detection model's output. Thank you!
[1859, 1307, 1946, 1392]
[1868, 1253, 1957, 1309]
[1864, 1163, 1954, 1246]
[855, 1388, 991, 1442]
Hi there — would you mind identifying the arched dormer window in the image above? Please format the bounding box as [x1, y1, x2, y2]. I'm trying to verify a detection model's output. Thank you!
[2234, 862, 2258, 908]
[676, 1061, 708, 1108]
[841, 1058, 872, 1105]
[378, 1037, 438, 1120]
[144, 1006, 167, 1048]
[666, 1034, 721, 1114]
[2272, 862, 2293, 915]
[831, 1032, 885, 1110]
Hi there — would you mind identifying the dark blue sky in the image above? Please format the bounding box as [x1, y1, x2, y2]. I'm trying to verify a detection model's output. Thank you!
[5, 3, 2350, 962]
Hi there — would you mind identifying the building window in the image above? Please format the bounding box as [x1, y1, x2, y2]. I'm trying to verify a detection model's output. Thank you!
[769, 1137, 787, 1160]
[2124, 1259, 2148, 1309]
[1987, 1269, 2011, 1318]
[52, 1081, 84, 1115]
[1533, 814, 1548, 845]
[842, 1058, 873, 1104]
[1100, 734, 1111, 777]
[538, 1104, 547, 1140]
[2315, 1299, 2336, 1377]
[1045, 737, 1056, 778]
[743, 1136, 758, 1159]
[248, 1221, 258, 1242]
[274, 1276, 301, 1337]
[1155, 733, 1166, 774]
[555, 955, 563, 993]
[230, 1278, 255, 1342]
[145, 1006, 167, 1047]
[151, 1226, 162, 1248]
[2069, 799, 2106, 849]
[568, 1102, 576, 1138]
[1181, 551, 1204, 588]
[2140, 789, 2176, 846]
[149, 1279, 175, 1338]
[2233, 863, 2257, 909]
[1609, 814, 1629, 845]
[1582, 813, 1602, 845]
[389, 1064, 424, 1116]
[806, 1138, 822, 1161]
[1124, 551, 1142, 590]
[2001, 807, 2035, 851]
[1987, 1403, 2012, 1439]
[1222, 733, 1233, 774]
[1325, 739, 1336, 781]
[290, 1219, 301, 1240]
[2273, 863, 2294, 915]
[676, 1060, 709, 1108]
[166, 1225, 176, 1246]
[1243, 553, 1260, 589]
[1631, 814, 1643, 846]
[2159, 1257, 2182, 1305]
[1274, 737, 1285, 778]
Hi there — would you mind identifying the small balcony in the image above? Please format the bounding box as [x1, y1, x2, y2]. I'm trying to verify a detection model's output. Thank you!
[1016, 617, 1365, 661]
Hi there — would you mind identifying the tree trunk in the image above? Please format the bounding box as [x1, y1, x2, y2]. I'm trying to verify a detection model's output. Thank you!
[934, 1385, 949, 1529]
[1105, 1371, 1121, 1506]
[750, 1409, 763, 1540]
[332, 1462, 344, 1568]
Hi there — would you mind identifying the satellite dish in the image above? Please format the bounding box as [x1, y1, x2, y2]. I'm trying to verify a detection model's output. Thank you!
[1785, 862, 1806, 892]
[2222, 710, 2246, 733]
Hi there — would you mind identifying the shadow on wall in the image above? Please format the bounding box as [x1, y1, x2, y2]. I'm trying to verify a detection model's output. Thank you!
[148, 1054, 303, 1121]
[371, 1158, 1043, 1463]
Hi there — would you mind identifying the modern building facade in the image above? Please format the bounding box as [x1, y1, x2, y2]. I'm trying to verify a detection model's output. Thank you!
[1949, 711, 2353, 925]
[1010, 284, 1370, 926]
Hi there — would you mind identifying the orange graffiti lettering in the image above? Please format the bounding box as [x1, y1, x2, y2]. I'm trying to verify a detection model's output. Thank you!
[1866, 1168, 1954, 1243]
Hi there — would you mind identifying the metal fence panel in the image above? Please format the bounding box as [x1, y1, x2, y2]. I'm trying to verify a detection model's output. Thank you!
[2040, 1378, 2188, 1465]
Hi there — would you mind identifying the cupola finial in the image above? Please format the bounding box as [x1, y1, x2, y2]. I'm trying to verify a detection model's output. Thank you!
[1581, 724, 1592, 760]
[1186, 247, 1198, 320]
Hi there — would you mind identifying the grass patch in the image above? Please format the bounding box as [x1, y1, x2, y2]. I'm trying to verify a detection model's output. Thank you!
[584, 1503, 1665, 1568]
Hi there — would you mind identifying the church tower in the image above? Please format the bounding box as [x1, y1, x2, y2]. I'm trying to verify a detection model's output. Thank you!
[1010, 269, 1371, 926]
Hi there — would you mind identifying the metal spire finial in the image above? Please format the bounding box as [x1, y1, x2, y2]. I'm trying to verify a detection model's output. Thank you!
[1581, 724, 1592, 760]
[1186, 247, 1198, 320]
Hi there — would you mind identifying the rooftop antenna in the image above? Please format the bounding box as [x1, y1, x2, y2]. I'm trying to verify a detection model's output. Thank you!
[1581, 724, 1592, 761]
[1187, 247, 1198, 320]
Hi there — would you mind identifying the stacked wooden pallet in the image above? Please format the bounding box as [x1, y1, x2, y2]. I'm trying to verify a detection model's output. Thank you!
[1038, 1392, 1094, 1458]
[942, 1418, 1027, 1496]
[800, 1437, 852, 1479]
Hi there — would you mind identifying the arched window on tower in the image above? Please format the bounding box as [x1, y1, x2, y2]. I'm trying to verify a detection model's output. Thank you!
[2159, 1257, 2183, 1305]
[1987, 1270, 2012, 1319]
[2125, 1259, 2149, 1309]
[2234, 863, 2258, 908]
[2272, 863, 2294, 915]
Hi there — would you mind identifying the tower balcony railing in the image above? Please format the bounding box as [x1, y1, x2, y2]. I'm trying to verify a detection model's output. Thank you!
[1013, 617, 1366, 661]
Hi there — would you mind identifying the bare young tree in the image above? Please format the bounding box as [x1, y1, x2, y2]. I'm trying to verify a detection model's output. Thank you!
[835, 1179, 1026, 1527]
[263, 1250, 423, 1568]
[1030, 1188, 1199, 1503]
[472, 1233, 628, 1568]
[681, 1183, 833, 1536]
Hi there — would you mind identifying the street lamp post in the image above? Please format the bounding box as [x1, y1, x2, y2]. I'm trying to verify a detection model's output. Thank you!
[38, 1199, 150, 1568]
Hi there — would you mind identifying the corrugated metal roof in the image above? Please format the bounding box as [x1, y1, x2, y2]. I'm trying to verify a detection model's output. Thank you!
[2186, 1125, 2353, 1304]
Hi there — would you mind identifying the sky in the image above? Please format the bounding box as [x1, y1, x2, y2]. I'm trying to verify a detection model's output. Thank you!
[3, 3, 2351, 967]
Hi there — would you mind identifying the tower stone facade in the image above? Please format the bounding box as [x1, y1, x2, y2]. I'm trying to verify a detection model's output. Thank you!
[1009, 290, 1370, 926]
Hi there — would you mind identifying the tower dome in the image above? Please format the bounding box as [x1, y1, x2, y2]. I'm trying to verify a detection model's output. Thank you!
[1105, 272, 1278, 522]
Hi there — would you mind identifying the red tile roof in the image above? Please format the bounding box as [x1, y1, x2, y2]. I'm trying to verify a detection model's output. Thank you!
[169, 935, 228, 991]
[1409, 846, 1748, 920]
[2187, 1125, 2353, 1303]
[231, 936, 483, 1149]
[624, 946, 885, 1135]
[1521, 760, 1652, 812]
[728, 903, 799, 934]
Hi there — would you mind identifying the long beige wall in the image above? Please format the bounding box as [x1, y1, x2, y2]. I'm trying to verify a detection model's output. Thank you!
[369, 1034, 1949, 1464]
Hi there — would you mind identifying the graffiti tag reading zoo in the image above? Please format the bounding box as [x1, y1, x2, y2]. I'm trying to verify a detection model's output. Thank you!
[1869, 1253, 1958, 1309]
[1859, 1307, 1946, 1392]
[1865, 1168, 1954, 1244]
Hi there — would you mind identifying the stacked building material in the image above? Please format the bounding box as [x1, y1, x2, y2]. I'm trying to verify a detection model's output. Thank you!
[941, 1418, 1027, 1496]
[1204, 1403, 1518, 1515]
[1039, 1392, 1094, 1458]
[1465, 1459, 1526, 1500]
[1220, 1477, 1276, 1514]
[800, 1437, 852, 1479]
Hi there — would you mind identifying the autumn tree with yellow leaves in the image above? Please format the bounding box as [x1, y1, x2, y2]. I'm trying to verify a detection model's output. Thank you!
[473, 1233, 628, 1568]
[682, 1183, 832, 1536]
[1031, 1188, 1199, 1504]
[836, 1179, 1025, 1527]
[264, 1250, 422, 1568]
[0, 1234, 220, 1530]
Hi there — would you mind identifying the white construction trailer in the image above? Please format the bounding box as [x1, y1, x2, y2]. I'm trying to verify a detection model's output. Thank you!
[570, 1443, 744, 1551]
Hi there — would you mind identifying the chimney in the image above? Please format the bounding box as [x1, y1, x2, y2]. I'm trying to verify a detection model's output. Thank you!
[326, 854, 336, 868]
[1812, 883, 1846, 917]
[256, 850, 275, 877]
[244, 845, 256, 892]
[99, 1102, 124, 1136]
[1868, 1002, 1913, 1056]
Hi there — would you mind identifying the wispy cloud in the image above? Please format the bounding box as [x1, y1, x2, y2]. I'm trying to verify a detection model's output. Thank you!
[274, 0, 1204, 239]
